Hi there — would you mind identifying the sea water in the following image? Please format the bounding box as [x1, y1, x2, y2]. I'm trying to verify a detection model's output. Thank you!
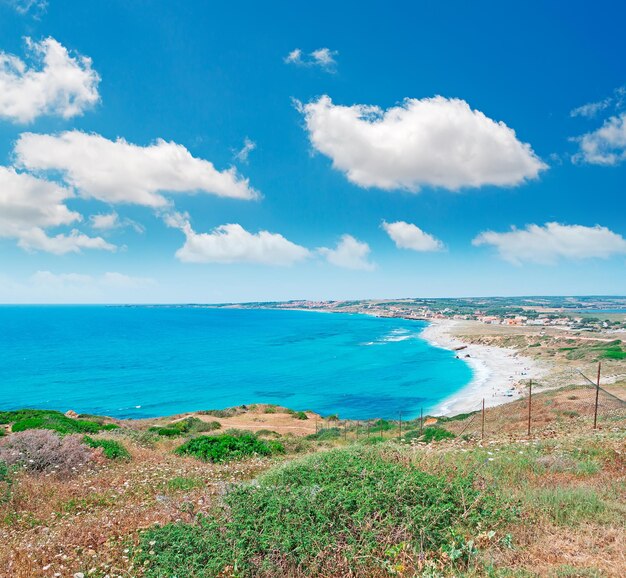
[0, 306, 472, 419]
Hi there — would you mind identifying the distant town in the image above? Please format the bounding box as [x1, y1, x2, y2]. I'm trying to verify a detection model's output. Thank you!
[212, 296, 626, 333]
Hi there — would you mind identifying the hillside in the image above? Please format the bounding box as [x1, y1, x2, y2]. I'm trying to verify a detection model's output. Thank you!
[0, 386, 624, 578]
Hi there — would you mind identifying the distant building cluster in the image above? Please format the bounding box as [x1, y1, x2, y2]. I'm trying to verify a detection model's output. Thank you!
[265, 297, 626, 334]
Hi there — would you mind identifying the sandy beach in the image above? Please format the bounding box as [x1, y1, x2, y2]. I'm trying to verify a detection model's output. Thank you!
[421, 320, 548, 416]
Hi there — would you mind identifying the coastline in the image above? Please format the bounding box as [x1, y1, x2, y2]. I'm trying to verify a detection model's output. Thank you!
[421, 319, 547, 416]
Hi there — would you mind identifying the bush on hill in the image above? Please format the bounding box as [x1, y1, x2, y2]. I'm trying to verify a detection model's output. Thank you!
[306, 427, 340, 441]
[137, 446, 507, 576]
[0, 430, 94, 475]
[1, 409, 116, 436]
[83, 436, 130, 460]
[175, 433, 284, 463]
[150, 417, 221, 437]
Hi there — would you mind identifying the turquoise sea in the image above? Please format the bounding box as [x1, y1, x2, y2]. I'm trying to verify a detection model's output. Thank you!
[0, 307, 472, 420]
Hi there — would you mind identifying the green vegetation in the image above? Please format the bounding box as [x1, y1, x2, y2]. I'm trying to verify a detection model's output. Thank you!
[525, 487, 618, 526]
[306, 427, 340, 441]
[197, 408, 237, 418]
[423, 426, 455, 443]
[0, 460, 13, 503]
[175, 432, 284, 463]
[150, 417, 221, 437]
[0, 409, 115, 435]
[137, 446, 508, 577]
[82, 436, 130, 460]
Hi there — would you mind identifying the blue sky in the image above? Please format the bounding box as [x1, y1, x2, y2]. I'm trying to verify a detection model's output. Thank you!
[0, 0, 625, 303]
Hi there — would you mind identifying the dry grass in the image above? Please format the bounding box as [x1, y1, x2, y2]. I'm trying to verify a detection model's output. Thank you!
[0, 389, 624, 578]
[0, 439, 271, 577]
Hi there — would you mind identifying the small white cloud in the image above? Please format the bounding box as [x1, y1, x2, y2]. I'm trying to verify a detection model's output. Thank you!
[164, 212, 310, 265]
[301, 95, 546, 192]
[0, 166, 114, 254]
[5, 1, 47, 16]
[15, 130, 259, 207]
[89, 212, 144, 233]
[90, 212, 120, 231]
[570, 98, 612, 119]
[382, 220, 444, 252]
[18, 228, 116, 254]
[31, 270, 154, 290]
[284, 47, 337, 71]
[0, 37, 99, 123]
[284, 48, 302, 64]
[234, 137, 256, 163]
[472, 222, 626, 264]
[318, 234, 375, 270]
[570, 85, 626, 119]
[310, 48, 337, 68]
[572, 112, 626, 165]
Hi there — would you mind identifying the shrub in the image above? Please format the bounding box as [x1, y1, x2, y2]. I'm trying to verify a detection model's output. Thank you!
[197, 408, 237, 418]
[370, 418, 394, 432]
[149, 427, 181, 437]
[83, 436, 130, 460]
[137, 446, 505, 576]
[0, 460, 13, 503]
[293, 411, 308, 420]
[151, 417, 222, 437]
[421, 426, 455, 443]
[5, 409, 105, 435]
[255, 429, 280, 438]
[0, 430, 93, 475]
[175, 433, 284, 463]
[306, 427, 340, 441]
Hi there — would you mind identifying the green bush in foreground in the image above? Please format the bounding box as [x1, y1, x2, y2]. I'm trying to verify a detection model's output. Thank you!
[137, 446, 507, 577]
[83, 436, 130, 460]
[175, 433, 284, 463]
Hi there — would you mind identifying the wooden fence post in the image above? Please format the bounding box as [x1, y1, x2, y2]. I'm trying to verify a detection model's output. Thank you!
[594, 362, 601, 430]
[527, 379, 532, 437]
[481, 398, 485, 440]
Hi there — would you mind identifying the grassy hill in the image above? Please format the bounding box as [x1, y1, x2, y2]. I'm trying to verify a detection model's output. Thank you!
[0, 387, 624, 577]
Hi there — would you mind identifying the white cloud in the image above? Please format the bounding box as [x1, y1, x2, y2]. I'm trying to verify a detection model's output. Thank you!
[570, 85, 626, 119]
[89, 212, 144, 233]
[382, 220, 444, 252]
[0, 37, 99, 123]
[572, 112, 626, 165]
[318, 234, 375, 270]
[472, 222, 626, 264]
[14, 130, 259, 207]
[300, 95, 546, 192]
[164, 212, 310, 265]
[0, 270, 156, 303]
[234, 137, 256, 163]
[570, 98, 612, 119]
[90, 212, 120, 230]
[284, 47, 337, 71]
[31, 270, 154, 288]
[17, 228, 115, 254]
[30, 270, 154, 294]
[0, 166, 114, 254]
[5, 1, 47, 16]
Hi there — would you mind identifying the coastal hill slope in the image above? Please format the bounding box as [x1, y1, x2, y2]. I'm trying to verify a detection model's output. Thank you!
[0, 384, 624, 578]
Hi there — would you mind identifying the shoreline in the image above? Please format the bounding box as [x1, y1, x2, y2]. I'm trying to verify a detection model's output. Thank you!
[421, 319, 547, 416]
